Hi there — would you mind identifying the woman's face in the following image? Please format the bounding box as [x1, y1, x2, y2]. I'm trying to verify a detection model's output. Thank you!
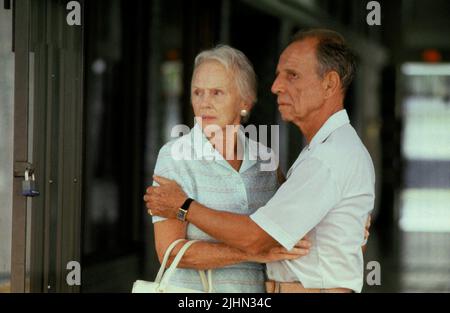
[191, 60, 246, 131]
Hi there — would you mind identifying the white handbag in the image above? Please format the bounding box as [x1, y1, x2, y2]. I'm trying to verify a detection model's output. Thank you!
[132, 239, 213, 293]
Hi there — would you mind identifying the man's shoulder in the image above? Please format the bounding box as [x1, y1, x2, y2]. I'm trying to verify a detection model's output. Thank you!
[311, 125, 371, 168]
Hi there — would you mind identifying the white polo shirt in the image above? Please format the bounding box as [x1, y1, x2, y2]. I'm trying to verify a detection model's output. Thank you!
[250, 110, 375, 292]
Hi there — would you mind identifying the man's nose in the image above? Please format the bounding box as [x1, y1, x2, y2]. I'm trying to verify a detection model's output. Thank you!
[271, 76, 283, 95]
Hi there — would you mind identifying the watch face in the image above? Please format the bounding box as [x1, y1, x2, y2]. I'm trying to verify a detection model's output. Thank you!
[177, 209, 186, 221]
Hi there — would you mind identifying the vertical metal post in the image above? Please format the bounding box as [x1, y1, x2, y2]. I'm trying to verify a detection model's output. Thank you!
[144, 0, 162, 280]
[220, 0, 231, 44]
[11, 0, 30, 293]
[12, 0, 84, 293]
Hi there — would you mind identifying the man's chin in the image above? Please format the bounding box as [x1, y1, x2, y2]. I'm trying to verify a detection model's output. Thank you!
[278, 106, 292, 121]
[279, 111, 292, 122]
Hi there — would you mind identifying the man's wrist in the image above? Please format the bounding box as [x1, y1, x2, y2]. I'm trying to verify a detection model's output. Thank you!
[244, 250, 262, 263]
[184, 200, 195, 222]
[177, 198, 194, 221]
[178, 197, 188, 209]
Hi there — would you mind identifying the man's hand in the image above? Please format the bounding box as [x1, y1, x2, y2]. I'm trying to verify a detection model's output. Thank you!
[364, 214, 371, 243]
[144, 175, 188, 219]
[250, 237, 311, 263]
[362, 214, 372, 253]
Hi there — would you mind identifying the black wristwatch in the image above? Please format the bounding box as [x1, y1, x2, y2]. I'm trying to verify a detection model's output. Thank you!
[176, 198, 194, 221]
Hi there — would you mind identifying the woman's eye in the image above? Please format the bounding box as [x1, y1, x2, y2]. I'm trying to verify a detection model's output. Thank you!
[213, 90, 222, 96]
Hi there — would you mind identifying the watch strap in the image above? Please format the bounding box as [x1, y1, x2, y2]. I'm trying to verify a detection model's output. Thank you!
[181, 198, 194, 211]
[177, 198, 194, 221]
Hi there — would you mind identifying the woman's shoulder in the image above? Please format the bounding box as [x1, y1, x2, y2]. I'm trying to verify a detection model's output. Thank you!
[246, 136, 279, 172]
[153, 132, 196, 180]
[157, 131, 194, 162]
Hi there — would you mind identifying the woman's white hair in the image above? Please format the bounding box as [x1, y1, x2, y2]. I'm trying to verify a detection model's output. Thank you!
[193, 44, 257, 105]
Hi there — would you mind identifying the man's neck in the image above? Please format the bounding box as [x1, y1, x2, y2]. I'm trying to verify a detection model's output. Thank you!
[295, 103, 344, 144]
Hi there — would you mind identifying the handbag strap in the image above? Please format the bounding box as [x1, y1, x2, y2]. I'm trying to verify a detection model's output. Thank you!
[155, 238, 186, 283]
[160, 240, 199, 284]
[156, 239, 213, 292]
[199, 269, 213, 292]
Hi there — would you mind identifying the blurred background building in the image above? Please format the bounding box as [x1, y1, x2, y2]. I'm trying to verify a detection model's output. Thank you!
[0, 0, 449, 292]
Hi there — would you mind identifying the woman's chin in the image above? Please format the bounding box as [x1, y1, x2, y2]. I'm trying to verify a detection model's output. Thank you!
[200, 120, 223, 132]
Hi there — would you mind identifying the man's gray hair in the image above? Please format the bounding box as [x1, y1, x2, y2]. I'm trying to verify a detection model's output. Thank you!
[291, 29, 356, 93]
[194, 45, 257, 104]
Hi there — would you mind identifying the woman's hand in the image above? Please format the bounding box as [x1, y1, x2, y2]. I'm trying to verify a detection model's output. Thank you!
[250, 237, 311, 263]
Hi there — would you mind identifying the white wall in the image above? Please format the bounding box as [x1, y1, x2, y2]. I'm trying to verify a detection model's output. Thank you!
[0, 7, 14, 284]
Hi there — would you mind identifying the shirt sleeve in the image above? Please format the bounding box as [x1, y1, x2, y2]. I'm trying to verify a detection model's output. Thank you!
[250, 156, 341, 250]
[151, 145, 184, 224]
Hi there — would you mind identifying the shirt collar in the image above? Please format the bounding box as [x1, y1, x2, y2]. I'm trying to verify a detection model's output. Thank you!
[191, 123, 258, 172]
[191, 123, 217, 160]
[237, 127, 258, 173]
[308, 109, 350, 149]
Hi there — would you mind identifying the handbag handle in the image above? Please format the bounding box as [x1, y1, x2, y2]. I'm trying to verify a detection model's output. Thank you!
[158, 240, 213, 292]
[199, 269, 213, 292]
[155, 238, 186, 283]
[159, 240, 199, 285]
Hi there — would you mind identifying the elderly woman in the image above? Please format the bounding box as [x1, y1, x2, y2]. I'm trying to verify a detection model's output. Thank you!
[149, 45, 310, 293]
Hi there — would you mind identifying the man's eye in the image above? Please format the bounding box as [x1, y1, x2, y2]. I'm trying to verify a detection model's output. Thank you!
[212, 90, 222, 96]
[288, 72, 298, 79]
[193, 90, 201, 96]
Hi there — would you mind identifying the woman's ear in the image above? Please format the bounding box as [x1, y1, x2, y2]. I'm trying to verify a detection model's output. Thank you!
[244, 100, 255, 111]
[322, 71, 341, 99]
[239, 101, 253, 123]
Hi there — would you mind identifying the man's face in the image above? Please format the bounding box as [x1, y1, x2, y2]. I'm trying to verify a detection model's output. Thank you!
[271, 38, 327, 124]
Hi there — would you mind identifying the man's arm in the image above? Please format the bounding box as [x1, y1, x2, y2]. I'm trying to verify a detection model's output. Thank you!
[155, 218, 310, 270]
[147, 145, 300, 265]
[182, 204, 372, 258]
[147, 175, 282, 254]
[187, 202, 281, 255]
[148, 157, 338, 252]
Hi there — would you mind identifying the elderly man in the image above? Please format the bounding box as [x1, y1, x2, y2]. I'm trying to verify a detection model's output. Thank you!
[145, 29, 375, 293]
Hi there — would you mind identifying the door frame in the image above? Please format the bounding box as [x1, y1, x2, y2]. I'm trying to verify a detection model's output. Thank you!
[11, 0, 31, 293]
[11, 0, 85, 293]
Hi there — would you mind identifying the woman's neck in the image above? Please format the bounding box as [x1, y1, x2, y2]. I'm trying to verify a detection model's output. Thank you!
[207, 125, 242, 162]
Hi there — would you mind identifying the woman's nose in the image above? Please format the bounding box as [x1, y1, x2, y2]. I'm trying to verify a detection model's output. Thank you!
[199, 94, 212, 108]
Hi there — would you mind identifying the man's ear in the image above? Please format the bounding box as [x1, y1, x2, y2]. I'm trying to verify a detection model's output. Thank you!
[322, 71, 341, 99]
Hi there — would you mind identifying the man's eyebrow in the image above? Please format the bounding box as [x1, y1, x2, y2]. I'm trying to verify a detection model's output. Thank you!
[285, 68, 298, 74]
[274, 68, 299, 76]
